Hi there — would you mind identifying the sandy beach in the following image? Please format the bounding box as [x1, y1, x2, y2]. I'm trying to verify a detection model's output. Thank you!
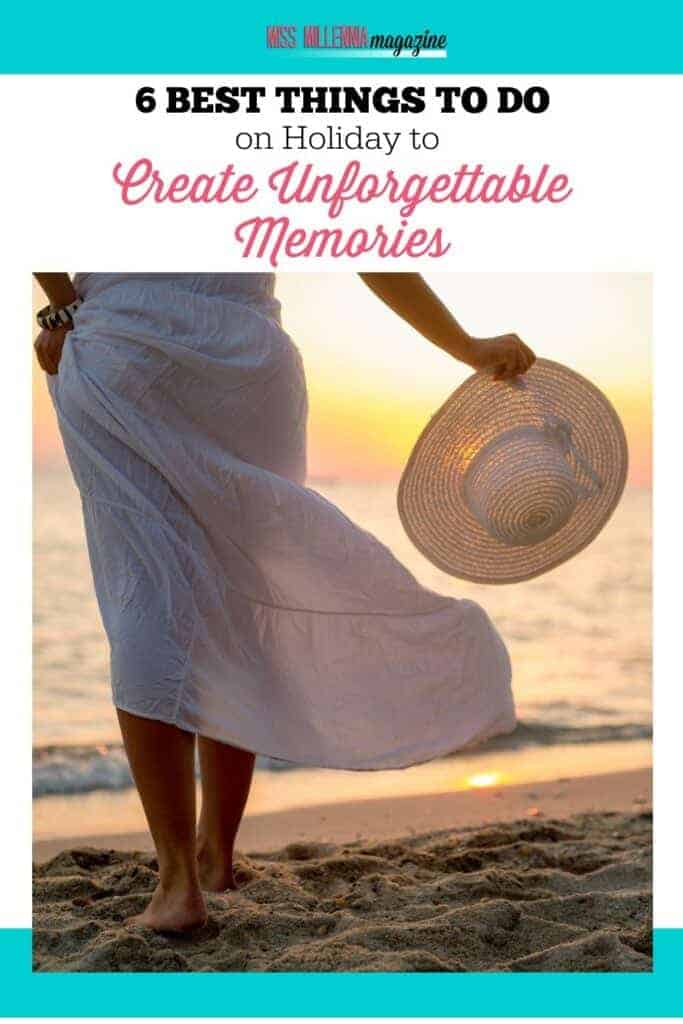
[33, 767, 651, 973]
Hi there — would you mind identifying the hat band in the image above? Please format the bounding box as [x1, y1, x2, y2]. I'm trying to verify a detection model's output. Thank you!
[462, 417, 604, 549]
[541, 415, 603, 499]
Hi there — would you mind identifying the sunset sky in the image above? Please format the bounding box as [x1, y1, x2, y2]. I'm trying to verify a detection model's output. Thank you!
[33, 272, 651, 486]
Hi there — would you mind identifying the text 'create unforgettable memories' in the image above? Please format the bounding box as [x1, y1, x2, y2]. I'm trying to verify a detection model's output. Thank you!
[112, 157, 573, 266]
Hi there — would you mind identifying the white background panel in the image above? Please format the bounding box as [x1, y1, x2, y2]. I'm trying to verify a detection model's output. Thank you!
[1, 74, 675, 927]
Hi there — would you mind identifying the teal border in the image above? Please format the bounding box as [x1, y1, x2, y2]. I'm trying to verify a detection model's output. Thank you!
[2, 1, 683, 73]
[7, 0, 678, 1016]
[1, 929, 681, 1016]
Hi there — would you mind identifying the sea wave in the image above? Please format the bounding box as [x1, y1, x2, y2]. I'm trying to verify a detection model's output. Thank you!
[33, 720, 652, 799]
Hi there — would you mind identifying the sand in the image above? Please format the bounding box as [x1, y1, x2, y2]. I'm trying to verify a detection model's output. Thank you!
[33, 769, 651, 973]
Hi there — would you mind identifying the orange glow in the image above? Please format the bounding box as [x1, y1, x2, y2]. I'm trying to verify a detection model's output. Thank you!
[465, 771, 504, 789]
[33, 274, 652, 485]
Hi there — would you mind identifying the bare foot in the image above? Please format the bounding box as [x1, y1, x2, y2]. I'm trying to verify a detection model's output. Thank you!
[197, 846, 238, 893]
[126, 882, 207, 933]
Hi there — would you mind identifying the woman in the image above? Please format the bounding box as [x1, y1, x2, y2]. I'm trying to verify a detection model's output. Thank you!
[34, 273, 535, 932]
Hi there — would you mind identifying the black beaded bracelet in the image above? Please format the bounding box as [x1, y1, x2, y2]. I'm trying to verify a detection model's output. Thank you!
[37, 297, 83, 330]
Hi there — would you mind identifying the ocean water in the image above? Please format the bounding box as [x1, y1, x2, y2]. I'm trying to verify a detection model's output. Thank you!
[33, 467, 651, 801]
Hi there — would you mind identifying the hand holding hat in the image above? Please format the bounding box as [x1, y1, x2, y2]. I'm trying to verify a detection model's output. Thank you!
[464, 333, 537, 381]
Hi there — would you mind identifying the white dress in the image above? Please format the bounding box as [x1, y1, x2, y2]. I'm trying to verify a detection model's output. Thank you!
[49, 273, 514, 770]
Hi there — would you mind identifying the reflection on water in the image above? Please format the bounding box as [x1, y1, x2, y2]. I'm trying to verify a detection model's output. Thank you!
[33, 737, 651, 841]
[466, 771, 504, 789]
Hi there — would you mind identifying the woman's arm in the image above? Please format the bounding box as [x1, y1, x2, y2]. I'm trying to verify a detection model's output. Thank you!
[33, 272, 78, 375]
[33, 273, 78, 307]
[358, 273, 535, 380]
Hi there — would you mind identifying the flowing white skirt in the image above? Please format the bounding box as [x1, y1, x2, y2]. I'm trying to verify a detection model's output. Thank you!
[48, 273, 514, 769]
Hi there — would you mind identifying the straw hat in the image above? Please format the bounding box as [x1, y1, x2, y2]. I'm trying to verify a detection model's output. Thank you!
[397, 359, 628, 584]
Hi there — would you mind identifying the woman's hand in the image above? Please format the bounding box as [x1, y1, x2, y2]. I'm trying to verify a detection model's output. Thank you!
[34, 324, 72, 375]
[464, 334, 536, 381]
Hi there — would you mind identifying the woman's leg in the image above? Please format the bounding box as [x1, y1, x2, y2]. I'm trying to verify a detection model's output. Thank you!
[197, 736, 255, 892]
[116, 709, 207, 931]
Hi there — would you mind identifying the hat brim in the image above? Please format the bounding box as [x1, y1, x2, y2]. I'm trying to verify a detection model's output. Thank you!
[397, 359, 628, 584]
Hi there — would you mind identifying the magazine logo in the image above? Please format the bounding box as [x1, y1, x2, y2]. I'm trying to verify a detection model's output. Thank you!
[266, 25, 447, 58]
